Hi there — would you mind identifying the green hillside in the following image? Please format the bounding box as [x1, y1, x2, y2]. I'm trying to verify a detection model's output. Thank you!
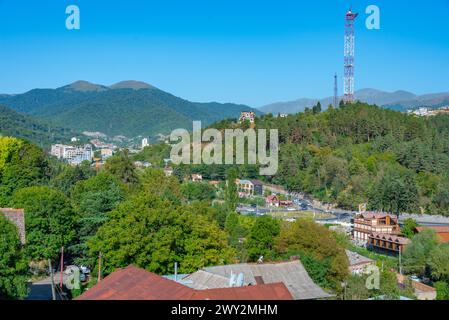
[0, 105, 74, 147]
[0, 81, 260, 138]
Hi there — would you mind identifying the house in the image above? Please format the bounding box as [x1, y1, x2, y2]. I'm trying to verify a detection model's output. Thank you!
[345, 250, 375, 275]
[208, 180, 220, 188]
[134, 161, 151, 169]
[279, 200, 293, 207]
[182, 259, 332, 300]
[0, 208, 26, 245]
[191, 174, 203, 182]
[100, 148, 114, 160]
[164, 167, 174, 177]
[415, 226, 449, 244]
[368, 233, 410, 255]
[266, 195, 280, 207]
[353, 213, 400, 244]
[77, 265, 293, 300]
[236, 179, 264, 197]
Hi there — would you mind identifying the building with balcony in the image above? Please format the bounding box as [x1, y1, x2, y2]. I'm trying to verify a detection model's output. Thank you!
[368, 233, 410, 255]
[353, 213, 400, 244]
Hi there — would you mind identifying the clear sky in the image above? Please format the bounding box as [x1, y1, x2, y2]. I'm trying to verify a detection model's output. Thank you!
[0, 0, 448, 107]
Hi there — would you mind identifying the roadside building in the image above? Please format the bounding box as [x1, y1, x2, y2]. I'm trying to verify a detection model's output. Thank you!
[368, 233, 410, 255]
[0, 208, 26, 245]
[415, 226, 449, 244]
[77, 265, 293, 300]
[266, 195, 280, 207]
[236, 179, 264, 197]
[345, 250, 375, 275]
[353, 213, 400, 244]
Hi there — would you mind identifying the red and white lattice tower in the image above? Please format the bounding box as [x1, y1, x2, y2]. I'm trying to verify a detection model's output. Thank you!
[344, 8, 358, 104]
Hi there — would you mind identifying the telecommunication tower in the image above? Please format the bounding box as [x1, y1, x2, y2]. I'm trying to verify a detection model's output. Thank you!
[344, 8, 358, 103]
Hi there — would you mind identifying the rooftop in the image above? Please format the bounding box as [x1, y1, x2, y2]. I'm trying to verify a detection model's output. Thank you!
[184, 260, 331, 300]
[345, 250, 374, 267]
[77, 265, 293, 300]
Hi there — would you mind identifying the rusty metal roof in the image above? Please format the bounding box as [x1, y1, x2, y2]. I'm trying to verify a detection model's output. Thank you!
[77, 265, 293, 300]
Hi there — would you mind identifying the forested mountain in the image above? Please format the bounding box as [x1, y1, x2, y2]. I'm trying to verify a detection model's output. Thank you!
[0, 81, 260, 138]
[258, 104, 449, 215]
[0, 105, 74, 147]
[260, 89, 449, 114]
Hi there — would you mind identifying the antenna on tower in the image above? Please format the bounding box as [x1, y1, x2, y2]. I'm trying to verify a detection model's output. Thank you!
[344, 8, 358, 104]
[333, 73, 338, 108]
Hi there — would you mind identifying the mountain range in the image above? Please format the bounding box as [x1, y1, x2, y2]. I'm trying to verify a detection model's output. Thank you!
[0, 81, 260, 139]
[259, 88, 449, 114]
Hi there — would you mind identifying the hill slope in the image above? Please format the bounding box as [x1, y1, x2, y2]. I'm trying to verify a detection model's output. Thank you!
[0, 81, 260, 138]
[0, 105, 75, 147]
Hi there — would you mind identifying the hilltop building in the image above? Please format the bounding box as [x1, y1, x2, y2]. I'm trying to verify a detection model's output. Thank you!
[239, 111, 255, 124]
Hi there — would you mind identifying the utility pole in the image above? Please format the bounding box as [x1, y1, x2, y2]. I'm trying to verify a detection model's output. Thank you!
[333, 73, 338, 108]
[48, 259, 56, 301]
[98, 252, 102, 283]
[60, 246, 64, 288]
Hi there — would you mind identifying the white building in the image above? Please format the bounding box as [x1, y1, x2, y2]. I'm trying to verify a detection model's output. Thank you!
[100, 148, 114, 159]
[239, 112, 255, 124]
[51, 144, 93, 165]
[142, 138, 150, 149]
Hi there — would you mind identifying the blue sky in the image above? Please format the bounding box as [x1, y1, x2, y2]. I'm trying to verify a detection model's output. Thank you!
[0, 0, 448, 106]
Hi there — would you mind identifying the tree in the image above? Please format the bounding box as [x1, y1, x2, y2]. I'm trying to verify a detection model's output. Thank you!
[104, 149, 138, 186]
[428, 244, 449, 281]
[224, 168, 239, 211]
[401, 218, 419, 239]
[87, 194, 235, 275]
[434, 281, 449, 300]
[246, 216, 280, 261]
[276, 219, 349, 288]
[0, 215, 28, 299]
[50, 163, 95, 196]
[10, 186, 77, 261]
[402, 229, 439, 276]
[70, 173, 125, 264]
[181, 182, 216, 202]
[0, 137, 50, 205]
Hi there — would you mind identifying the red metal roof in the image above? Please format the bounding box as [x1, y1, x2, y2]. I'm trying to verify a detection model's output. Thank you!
[416, 226, 449, 243]
[77, 265, 293, 300]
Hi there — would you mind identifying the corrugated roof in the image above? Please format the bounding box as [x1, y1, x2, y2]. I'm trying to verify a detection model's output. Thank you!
[415, 226, 449, 243]
[77, 265, 293, 300]
[191, 260, 331, 300]
[345, 250, 374, 267]
[193, 283, 292, 300]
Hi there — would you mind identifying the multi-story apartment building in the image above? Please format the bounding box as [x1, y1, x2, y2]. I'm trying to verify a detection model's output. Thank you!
[352, 213, 400, 244]
[51, 144, 93, 165]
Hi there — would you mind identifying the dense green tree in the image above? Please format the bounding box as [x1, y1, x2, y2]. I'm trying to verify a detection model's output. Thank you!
[180, 182, 216, 202]
[276, 219, 349, 288]
[10, 186, 77, 261]
[0, 137, 50, 205]
[69, 173, 125, 264]
[401, 219, 419, 239]
[402, 229, 439, 276]
[246, 216, 280, 261]
[224, 167, 239, 211]
[104, 149, 138, 186]
[428, 244, 449, 281]
[0, 215, 28, 299]
[87, 194, 236, 275]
